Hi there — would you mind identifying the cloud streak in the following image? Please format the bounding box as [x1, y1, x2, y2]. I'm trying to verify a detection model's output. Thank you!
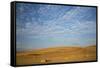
[16, 3, 96, 51]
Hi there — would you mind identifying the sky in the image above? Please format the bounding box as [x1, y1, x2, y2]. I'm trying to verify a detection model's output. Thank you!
[16, 3, 97, 51]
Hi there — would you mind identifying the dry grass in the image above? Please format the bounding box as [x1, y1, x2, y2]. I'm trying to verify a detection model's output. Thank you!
[16, 45, 96, 65]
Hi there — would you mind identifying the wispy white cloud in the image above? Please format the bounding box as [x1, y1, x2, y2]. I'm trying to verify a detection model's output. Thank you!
[16, 3, 96, 50]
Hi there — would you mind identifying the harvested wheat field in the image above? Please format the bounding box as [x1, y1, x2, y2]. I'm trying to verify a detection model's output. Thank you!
[16, 45, 96, 65]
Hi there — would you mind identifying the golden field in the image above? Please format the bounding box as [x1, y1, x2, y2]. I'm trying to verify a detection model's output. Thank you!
[16, 45, 96, 65]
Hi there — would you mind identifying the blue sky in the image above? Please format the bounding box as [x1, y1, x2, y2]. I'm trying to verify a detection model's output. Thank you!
[16, 3, 96, 51]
